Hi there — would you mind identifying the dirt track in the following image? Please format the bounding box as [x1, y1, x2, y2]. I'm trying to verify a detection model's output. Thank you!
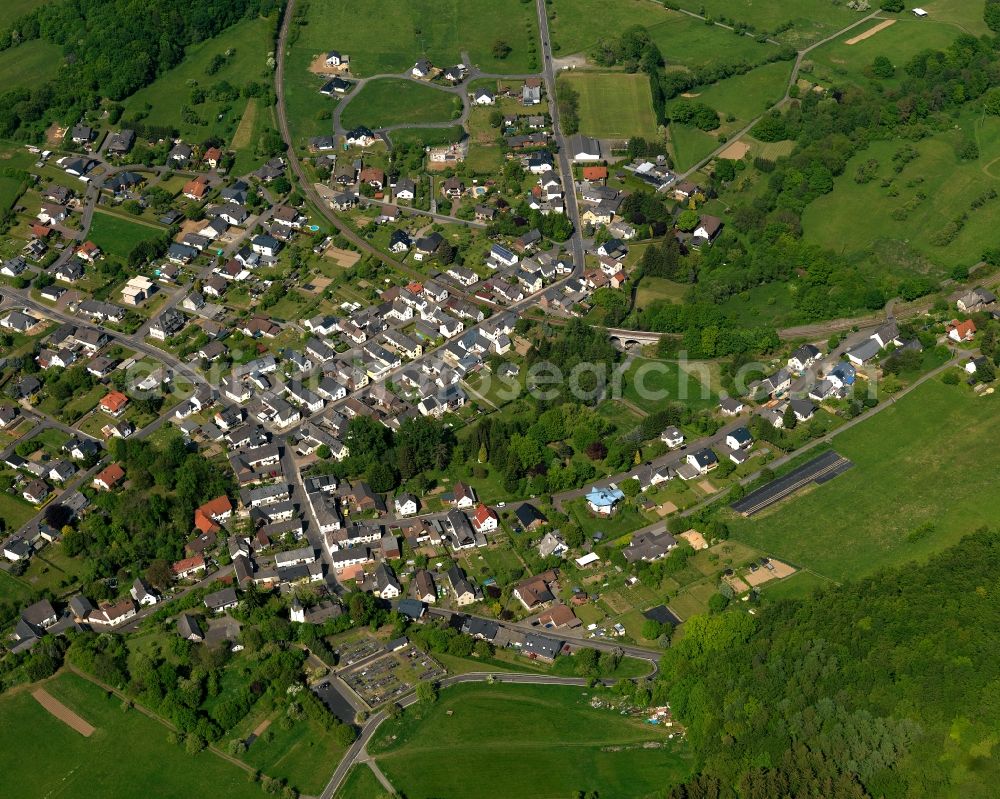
[845, 18, 895, 45]
[33, 688, 95, 736]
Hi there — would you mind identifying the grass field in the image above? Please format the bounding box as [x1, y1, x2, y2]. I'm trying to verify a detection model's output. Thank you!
[231, 100, 279, 177]
[673, 0, 859, 48]
[668, 58, 793, 169]
[668, 123, 719, 172]
[0, 671, 261, 799]
[337, 765, 389, 799]
[87, 211, 166, 259]
[235, 713, 348, 794]
[290, 0, 538, 76]
[20, 543, 89, 595]
[0, 568, 33, 608]
[729, 379, 1000, 583]
[622, 357, 718, 412]
[0, 491, 36, 530]
[802, 114, 1000, 268]
[0, 39, 64, 92]
[389, 126, 465, 148]
[0, 143, 38, 210]
[560, 72, 659, 139]
[370, 683, 692, 799]
[549, 0, 774, 70]
[805, 15, 962, 89]
[633, 275, 687, 310]
[0, 0, 50, 27]
[340, 79, 459, 130]
[122, 15, 276, 142]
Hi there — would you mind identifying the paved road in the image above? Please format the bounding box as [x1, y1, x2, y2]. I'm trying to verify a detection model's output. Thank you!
[425, 606, 662, 669]
[535, 0, 586, 272]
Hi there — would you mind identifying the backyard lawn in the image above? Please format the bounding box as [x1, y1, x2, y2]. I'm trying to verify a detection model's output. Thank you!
[87, 211, 166, 259]
[560, 72, 659, 140]
[369, 682, 693, 799]
[566, 497, 651, 539]
[340, 79, 459, 131]
[0, 671, 261, 799]
[729, 379, 1000, 582]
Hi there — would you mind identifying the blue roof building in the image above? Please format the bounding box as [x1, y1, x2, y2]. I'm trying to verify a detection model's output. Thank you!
[585, 486, 626, 515]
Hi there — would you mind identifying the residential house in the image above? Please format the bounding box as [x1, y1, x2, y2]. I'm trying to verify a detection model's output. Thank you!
[514, 502, 547, 531]
[788, 344, 821, 373]
[446, 564, 476, 605]
[686, 448, 719, 474]
[514, 569, 558, 610]
[585, 486, 625, 515]
[947, 319, 977, 343]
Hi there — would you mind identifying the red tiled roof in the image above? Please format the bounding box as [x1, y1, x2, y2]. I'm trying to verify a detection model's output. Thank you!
[100, 391, 129, 413]
[172, 554, 205, 575]
[472, 503, 496, 527]
[95, 463, 125, 488]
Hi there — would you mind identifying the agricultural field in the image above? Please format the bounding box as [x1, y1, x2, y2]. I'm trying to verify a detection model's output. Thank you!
[560, 72, 659, 139]
[0, 672, 261, 799]
[668, 123, 719, 172]
[340, 79, 460, 131]
[802, 114, 1000, 269]
[122, 15, 277, 143]
[549, 0, 775, 70]
[729, 379, 1000, 583]
[87, 211, 166, 259]
[0, 39, 64, 93]
[671, 0, 860, 48]
[369, 683, 693, 799]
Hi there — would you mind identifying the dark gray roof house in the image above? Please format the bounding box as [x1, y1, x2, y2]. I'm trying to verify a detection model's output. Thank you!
[177, 614, 204, 641]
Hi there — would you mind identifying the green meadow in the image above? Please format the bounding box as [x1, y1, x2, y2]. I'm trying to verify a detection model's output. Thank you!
[370, 682, 693, 799]
[729, 379, 1000, 582]
[0, 672, 261, 799]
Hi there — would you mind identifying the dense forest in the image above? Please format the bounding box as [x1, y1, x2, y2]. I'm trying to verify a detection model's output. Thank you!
[0, 0, 279, 139]
[661, 527, 1000, 798]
